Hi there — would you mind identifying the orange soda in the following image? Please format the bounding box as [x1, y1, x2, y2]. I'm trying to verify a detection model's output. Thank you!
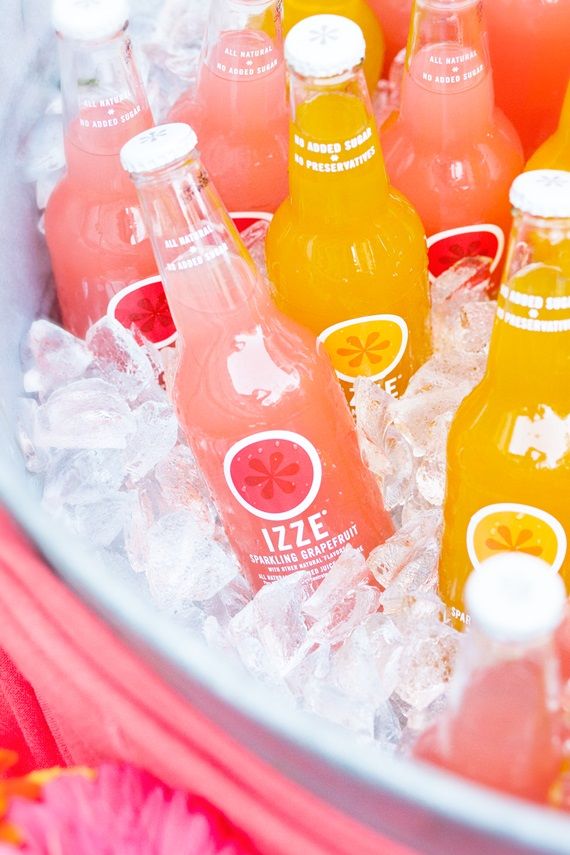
[121, 124, 394, 592]
[44, 0, 173, 344]
[381, 0, 524, 285]
[439, 170, 570, 629]
[416, 554, 566, 803]
[168, 0, 288, 217]
[266, 15, 431, 403]
[484, 0, 570, 159]
[526, 80, 570, 173]
[283, 0, 385, 91]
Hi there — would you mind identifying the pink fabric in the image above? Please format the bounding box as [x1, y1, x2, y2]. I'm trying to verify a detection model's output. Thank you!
[0, 507, 416, 855]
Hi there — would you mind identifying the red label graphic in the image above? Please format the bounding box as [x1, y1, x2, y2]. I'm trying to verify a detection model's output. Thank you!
[224, 431, 322, 521]
[427, 225, 504, 280]
[231, 211, 273, 234]
[107, 276, 177, 349]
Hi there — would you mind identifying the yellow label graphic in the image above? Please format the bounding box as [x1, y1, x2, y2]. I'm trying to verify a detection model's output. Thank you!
[467, 503, 567, 573]
[318, 315, 408, 385]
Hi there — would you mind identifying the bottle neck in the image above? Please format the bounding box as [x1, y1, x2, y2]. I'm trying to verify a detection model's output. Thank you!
[198, 0, 284, 88]
[59, 29, 153, 192]
[484, 211, 570, 396]
[287, 66, 389, 224]
[399, 0, 495, 142]
[132, 155, 261, 340]
[449, 624, 561, 718]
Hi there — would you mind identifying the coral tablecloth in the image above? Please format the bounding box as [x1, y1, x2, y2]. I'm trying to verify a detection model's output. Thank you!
[0, 507, 415, 855]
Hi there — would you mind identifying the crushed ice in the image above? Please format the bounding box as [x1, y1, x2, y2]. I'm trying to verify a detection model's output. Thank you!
[17, 256, 495, 749]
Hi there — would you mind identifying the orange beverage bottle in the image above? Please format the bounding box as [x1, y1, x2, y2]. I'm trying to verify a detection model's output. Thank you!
[381, 0, 524, 284]
[45, 0, 176, 346]
[168, 0, 288, 217]
[439, 170, 570, 629]
[485, 0, 570, 159]
[283, 0, 385, 91]
[526, 80, 570, 173]
[266, 15, 431, 403]
[366, 0, 412, 72]
[120, 124, 394, 592]
[416, 554, 566, 802]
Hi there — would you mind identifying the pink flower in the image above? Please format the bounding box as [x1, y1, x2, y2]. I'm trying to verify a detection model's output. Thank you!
[6, 764, 256, 855]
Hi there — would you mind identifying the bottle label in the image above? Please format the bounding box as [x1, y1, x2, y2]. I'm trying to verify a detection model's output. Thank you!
[211, 35, 280, 80]
[79, 97, 146, 130]
[230, 211, 273, 233]
[107, 275, 177, 349]
[427, 224, 505, 280]
[467, 503, 567, 573]
[411, 42, 487, 93]
[223, 430, 364, 584]
[497, 282, 570, 333]
[292, 124, 377, 175]
[318, 315, 409, 398]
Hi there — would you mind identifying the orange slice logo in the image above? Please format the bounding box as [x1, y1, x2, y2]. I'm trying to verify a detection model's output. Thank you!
[467, 503, 567, 573]
[318, 315, 408, 384]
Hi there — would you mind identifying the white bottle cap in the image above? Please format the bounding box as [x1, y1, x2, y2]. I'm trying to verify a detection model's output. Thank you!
[52, 0, 129, 41]
[120, 124, 199, 175]
[465, 553, 566, 644]
[510, 170, 570, 219]
[285, 15, 366, 79]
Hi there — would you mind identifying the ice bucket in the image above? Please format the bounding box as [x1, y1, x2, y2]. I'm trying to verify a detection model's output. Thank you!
[1, 3, 570, 853]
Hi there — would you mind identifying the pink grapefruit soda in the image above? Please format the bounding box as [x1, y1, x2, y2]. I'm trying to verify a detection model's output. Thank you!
[168, 0, 289, 216]
[46, 0, 172, 343]
[121, 124, 394, 592]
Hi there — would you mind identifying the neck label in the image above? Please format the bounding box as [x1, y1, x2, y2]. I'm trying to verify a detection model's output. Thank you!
[498, 280, 570, 332]
[293, 124, 377, 175]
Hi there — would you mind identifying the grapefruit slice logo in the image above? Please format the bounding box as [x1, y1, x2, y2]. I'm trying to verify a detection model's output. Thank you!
[467, 503, 567, 573]
[107, 276, 177, 349]
[318, 315, 408, 384]
[427, 225, 505, 280]
[224, 430, 322, 521]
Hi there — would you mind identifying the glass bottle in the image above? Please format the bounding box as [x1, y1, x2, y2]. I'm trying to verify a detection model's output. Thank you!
[168, 0, 289, 218]
[45, 0, 174, 346]
[266, 14, 431, 404]
[439, 170, 570, 629]
[417, 553, 565, 802]
[282, 0, 385, 89]
[527, 80, 570, 173]
[381, 0, 524, 285]
[120, 123, 394, 592]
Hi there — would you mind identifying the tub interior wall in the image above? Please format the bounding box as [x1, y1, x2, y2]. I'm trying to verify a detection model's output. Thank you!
[2, 5, 570, 855]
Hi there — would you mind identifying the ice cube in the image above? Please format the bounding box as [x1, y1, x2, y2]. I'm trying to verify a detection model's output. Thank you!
[374, 700, 403, 752]
[307, 585, 382, 647]
[86, 317, 159, 402]
[145, 510, 239, 606]
[241, 219, 270, 278]
[123, 400, 178, 483]
[22, 320, 93, 397]
[35, 378, 136, 449]
[16, 398, 51, 474]
[432, 256, 492, 305]
[303, 546, 369, 623]
[230, 571, 314, 679]
[394, 620, 459, 712]
[42, 448, 126, 509]
[59, 492, 134, 548]
[367, 510, 442, 590]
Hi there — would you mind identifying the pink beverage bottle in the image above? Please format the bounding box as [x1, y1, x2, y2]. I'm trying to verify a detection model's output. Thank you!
[168, 0, 289, 218]
[366, 0, 412, 72]
[415, 554, 565, 802]
[120, 124, 394, 592]
[484, 0, 570, 160]
[45, 0, 177, 347]
[381, 0, 524, 287]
